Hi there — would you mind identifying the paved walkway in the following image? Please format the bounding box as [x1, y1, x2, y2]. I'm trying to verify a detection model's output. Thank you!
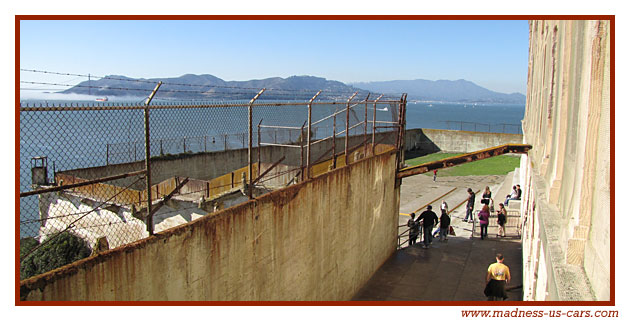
[353, 168, 523, 301]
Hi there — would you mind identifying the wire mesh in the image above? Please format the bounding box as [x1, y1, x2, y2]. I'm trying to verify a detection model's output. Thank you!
[19, 89, 405, 279]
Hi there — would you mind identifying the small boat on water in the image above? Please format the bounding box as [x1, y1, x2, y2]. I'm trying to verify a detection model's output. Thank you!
[96, 97, 108, 102]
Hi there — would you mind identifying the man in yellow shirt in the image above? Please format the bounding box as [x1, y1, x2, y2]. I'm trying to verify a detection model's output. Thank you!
[485, 253, 511, 300]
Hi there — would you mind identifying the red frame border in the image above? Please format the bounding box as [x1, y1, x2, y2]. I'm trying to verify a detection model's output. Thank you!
[15, 15, 616, 307]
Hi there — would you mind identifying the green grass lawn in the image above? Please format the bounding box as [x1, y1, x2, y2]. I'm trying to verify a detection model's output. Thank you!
[405, 152, 520, 176]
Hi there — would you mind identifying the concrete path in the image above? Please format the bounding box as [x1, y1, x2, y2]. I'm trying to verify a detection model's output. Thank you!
[353, 168, 523, 301]
[352, 236, 523, 301]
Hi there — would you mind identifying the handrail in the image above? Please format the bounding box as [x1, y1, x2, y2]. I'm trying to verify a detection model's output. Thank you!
[410, 187, 457, 214]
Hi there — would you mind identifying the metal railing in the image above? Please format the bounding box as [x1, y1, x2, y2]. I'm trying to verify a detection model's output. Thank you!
[471, 209, 521, 238]
[441, 121, 522, 134]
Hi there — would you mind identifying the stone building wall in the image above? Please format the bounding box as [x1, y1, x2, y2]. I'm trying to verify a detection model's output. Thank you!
[520, 20, 610, 301]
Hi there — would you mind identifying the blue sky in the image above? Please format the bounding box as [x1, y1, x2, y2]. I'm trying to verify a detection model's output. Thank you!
[20, 19, 529, 94]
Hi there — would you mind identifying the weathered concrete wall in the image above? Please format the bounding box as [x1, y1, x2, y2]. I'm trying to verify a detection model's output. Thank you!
[61, 128, 514, 190]
[520, 20, 610, 301]
[21, 150, 400, 301]
[404, 128, 523, 154]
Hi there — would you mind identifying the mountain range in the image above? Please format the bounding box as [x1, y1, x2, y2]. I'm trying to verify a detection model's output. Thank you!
[351, 79, 525, 104]
[61, 74, 525, 104]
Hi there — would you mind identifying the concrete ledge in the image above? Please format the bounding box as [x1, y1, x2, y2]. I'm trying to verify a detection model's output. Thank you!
[507, 200, 522, 210]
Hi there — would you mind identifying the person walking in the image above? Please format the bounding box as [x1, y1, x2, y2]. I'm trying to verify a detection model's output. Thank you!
[433, 169, 438, 182]
[407, 212, 420, 246]
[464, 188, 475, 222]
[433, 200, 450, 238]
[485, 253, 511, 301]
[417, 205, 439, 248]
[438, 207, 451, 241]
[496, 203, 507, 237]
[482, 186, 492, 204]
[478, 204, 490, 240]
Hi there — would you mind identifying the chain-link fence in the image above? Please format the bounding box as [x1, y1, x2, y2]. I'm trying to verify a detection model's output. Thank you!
[441, 120, 523, 134]
[19, 87, 405, 279]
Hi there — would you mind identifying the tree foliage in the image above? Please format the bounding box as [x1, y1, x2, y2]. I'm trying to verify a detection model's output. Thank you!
[20, 232, 91, 280]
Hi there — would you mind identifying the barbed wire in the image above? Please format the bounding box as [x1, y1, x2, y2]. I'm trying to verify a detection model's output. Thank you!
[20, 68, 401, 98]
[20, 80, 386, 101]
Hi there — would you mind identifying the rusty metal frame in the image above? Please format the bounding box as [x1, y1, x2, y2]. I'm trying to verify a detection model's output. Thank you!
[306, 90, 322, 179]
[248, 88, 266, 199]
[251, 156, 286, 186]
[372, 94, 384, 154]
[344, 92, 358, 165]
[144, 81, 162, 235]
[363, 93, 370, 156]
[19, 169, 147, 197]
[140, 177, 190, 220]
[19, 99, 404, 112]
[396, 143, 532, 179]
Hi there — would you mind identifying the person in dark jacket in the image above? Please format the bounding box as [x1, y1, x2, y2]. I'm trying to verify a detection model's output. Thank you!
[464, 188, 475, 222]
[417, 205, 439, 248]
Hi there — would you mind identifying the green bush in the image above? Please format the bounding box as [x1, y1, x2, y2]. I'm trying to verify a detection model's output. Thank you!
[20, 232, 91, 280]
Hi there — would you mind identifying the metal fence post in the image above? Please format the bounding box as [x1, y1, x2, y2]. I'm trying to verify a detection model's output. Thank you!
[248, 88, 266, 199]
[372, 94, 383, 155]
[144, 81, 162, 235]
[106, 143, 109, 165]
[363, 93, 370, 155]
[306, 90, 321, 179]
[257, 119, 262, 176]
[332, 106, 337, 168]
[345, 92, 358, 165]
[300, 122, 305, 181]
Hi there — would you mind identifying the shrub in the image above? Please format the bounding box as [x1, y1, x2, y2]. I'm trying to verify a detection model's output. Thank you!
[20, 232, 91, 280]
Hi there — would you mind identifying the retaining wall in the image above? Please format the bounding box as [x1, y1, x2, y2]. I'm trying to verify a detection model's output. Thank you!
[21, 149, 400, 301]
[404, 128, 523, 154]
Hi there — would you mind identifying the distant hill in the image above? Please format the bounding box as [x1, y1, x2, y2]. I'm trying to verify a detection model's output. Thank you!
[350, 79, 526, 104]
[62, 74, 525, 103]
[61, 74, 367, 100]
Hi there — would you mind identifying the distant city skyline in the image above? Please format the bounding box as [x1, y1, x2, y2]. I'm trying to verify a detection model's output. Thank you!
[20, 19, 529, 97]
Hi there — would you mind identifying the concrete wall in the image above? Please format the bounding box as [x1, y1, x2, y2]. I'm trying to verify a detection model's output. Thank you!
[520, 20, 610, 301]
[61, 130, 398, 188]
[404, 128, 523, 154]
[21, 150, 400, 301]
[61, 128, 515, 190]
